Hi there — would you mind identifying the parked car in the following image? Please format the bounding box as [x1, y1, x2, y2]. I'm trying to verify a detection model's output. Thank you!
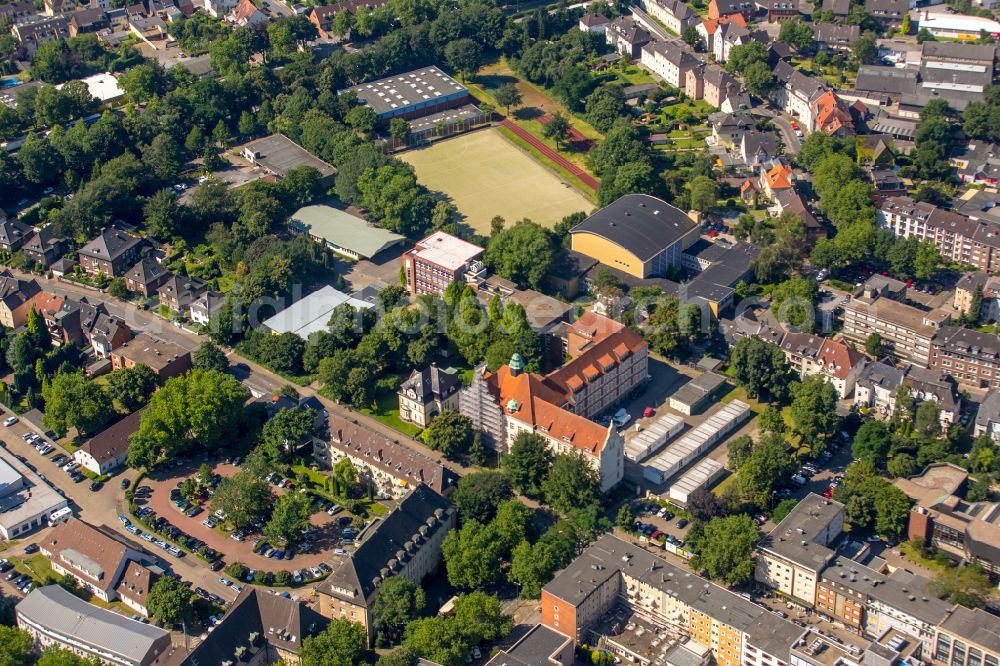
[24, 544, 38, 554]
[3, 417, 17, 427]
[676, 519, 689, 529]
[210, 560, 225, 572]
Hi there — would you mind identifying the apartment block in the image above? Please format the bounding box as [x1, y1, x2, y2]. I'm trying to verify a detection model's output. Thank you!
[541, 535, 806, 666]
[877, 196, 1000, 273]
[930, 326, 1000, 390]
[402, 231, 485, 297]
[755, 493, 845, 606]
[842, 277, 950, 367]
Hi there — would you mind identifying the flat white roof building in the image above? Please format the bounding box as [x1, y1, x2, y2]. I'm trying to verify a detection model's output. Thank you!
[0, 446, 67, 539]
[57, 72, 124, 103]
[668, 457, 725, 504]
[643, 401, 750, 485]
[917, 11, 1000, 37]
[261, 285, 375, 340]
[408, 230, 485, 272]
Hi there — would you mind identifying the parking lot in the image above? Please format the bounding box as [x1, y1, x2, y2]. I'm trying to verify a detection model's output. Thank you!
[141, 461, 349, 574]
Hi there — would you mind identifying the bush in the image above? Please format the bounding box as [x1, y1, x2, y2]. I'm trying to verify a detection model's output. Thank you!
[254, 570, 273, 585]
[274, 570, 292, 586]
[225, 562, 247, 580]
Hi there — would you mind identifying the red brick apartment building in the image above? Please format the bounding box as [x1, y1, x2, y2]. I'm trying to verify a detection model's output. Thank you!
[877, 196, 1000, 273]
[402, 231, 485, 297]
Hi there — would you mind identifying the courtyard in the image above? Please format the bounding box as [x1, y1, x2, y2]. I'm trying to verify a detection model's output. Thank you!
[140, 461, 361, 574]
[399, 128, 593, 235]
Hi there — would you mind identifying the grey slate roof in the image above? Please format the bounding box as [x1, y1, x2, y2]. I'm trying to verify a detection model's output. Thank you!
[570, 194, 696, 262]
[939, 607, 1000, 654]
[318, 485, 453, 608]
[17, 585, 170, 663]
[543, 535, 805, 661]
[975, 389, 1000, 433]
[399, 364, 460, 403]
[153, 587, 328, 665]
[758, 493, 842, 571]
[78, 226, 145, 262]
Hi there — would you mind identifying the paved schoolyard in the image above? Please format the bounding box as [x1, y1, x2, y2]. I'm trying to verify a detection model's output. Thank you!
[398, 128, 593, 234]
[144, 462, 341, 572]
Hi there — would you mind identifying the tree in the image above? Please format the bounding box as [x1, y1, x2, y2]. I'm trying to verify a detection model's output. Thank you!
[585, 85, 627, 133]
[452, 592, 511, 643]
[853, 421, 892, 467]
[444, 38, 482, 82]
[778, 19, 814, 50]
[729, 337, 790, 400]
[688, 175, 719, 212]
[887, 453, 918, 479]
[484, 220, 557, 290]
[425, 409, 472, 460]
[682, 25, 701, 47]
[969, 284, 984, 324]
[789, 376, 839, 449]
[739, 433, 795, 507]
[346, 106, 377, 135]
[128, 370, 249, 468]
[192, 341, 229, 373]
[106, 364, 160, 412]
[494, 83, 523, 116]
[865, 332, 884, 357]
[332, 458, 359, 496]
[389, 118, 411, 143]
[874, 484, 911, 536]
[452, 471, 514, 524]
[107, 278, 127, 299]
[616, 503, 635, 530]
[852, 33, 879, 65]
[690, 514, 759, 585]
[930, 564, 992, 608]
[264, 492, 312, 546]
[42, 372, 113, 437]
[146, 576, 194, 628]
[259, 407, 316, 463]
[743, 61, 775, 97]
[901, 11, 912, 34]
[37, 648, 102, 666]
[442, 519, 507, 589]
[503, 432, 553, 498]
[542, 453, 600, 514]
[687, 487, 729, 522]
[915, 400, 941, 437]
[772, 277, 818, 331]
[404, 616, 470, 666]
[726, 41, 769, 74]
[376, 647, 419, 666]
[300, 618, 368, 666]
[759, 406, 785, 434]
[0, 626, 34, 666]
[143, 188, 182, 241]
[371, 576, 427, 647]
[211, 470, 274, 528]
[542, 112, 571, 149]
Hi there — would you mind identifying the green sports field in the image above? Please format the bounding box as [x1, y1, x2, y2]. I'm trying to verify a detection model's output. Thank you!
[399, 128, 593, 235]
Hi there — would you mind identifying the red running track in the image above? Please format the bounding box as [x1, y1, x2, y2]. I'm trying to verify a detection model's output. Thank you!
[500, 118, 600, 190]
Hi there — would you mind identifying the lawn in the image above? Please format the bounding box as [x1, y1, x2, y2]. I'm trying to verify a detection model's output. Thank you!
[13, 553, 56, 584]
[399, 128, 594, 235]
[720, 384, 765, 415]
[357, 391, 423, 438]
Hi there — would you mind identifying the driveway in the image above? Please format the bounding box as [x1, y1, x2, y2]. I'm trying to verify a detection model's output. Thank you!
[144, 462, 344, 573]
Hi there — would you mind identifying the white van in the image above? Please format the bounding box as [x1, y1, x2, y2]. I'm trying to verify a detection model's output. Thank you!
[47, 507, 72, 527]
